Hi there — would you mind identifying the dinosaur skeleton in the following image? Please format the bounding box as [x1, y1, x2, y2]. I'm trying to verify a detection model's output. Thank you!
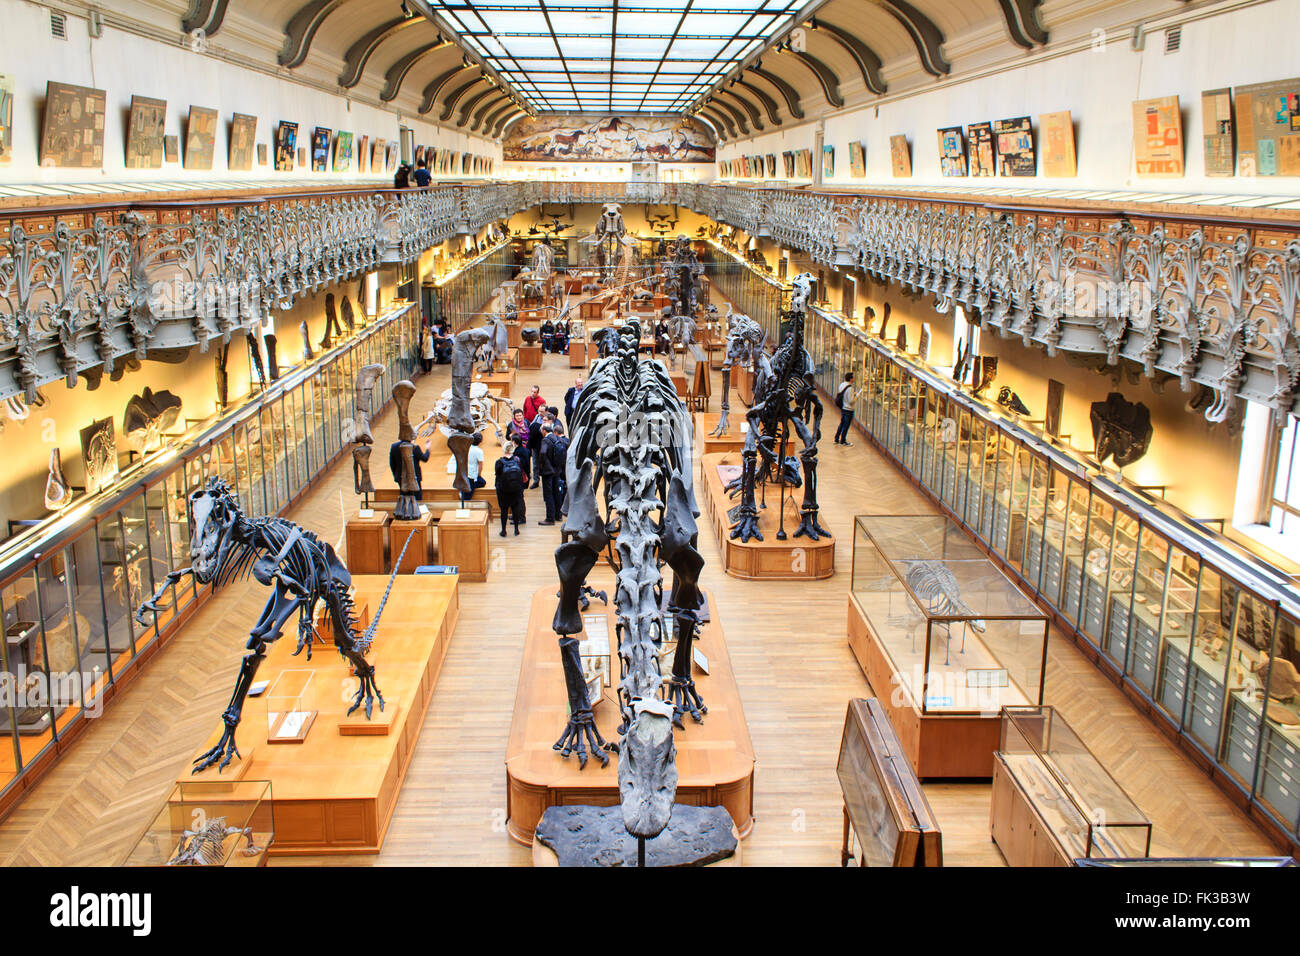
[710, 305, 768, 436]
[446, 320, 509, 493]
[665, 313, 697, 370]
[167, 816, 258, 865]
[726, 273, 830, 543]
[552, 317, 705, 840]
[136, 477, 412, 773]
[416, 381, 511, 444]
[898, 559, 986, 664]
[586, 203, 639, 285]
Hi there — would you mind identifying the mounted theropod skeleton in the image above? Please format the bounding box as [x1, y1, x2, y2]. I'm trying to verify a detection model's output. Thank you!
[726, 272, 831, 543]
[136, 477, 412, 773]
[551, 317, 707, 840]
[709, 304, 767, 436]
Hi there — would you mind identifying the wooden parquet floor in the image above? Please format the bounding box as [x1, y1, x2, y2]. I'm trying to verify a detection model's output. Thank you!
[0, 331, 1281, 866]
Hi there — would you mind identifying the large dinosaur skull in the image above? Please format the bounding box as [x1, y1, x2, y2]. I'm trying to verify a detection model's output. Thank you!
[188, 479, 239, 584]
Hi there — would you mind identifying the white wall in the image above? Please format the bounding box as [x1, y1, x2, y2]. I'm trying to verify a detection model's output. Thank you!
[0, 0, 501, 185]
[718, 0, 1300, 198]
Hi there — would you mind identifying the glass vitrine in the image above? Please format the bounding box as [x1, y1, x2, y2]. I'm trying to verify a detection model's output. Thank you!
[999, 705, 1153, 859]
[0, 300, 416, 806]
[123, 780, 275, 866]
[852, 515, 1048, 715]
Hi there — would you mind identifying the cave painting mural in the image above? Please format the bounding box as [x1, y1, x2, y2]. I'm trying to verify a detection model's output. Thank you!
[504, 114, 715, 163]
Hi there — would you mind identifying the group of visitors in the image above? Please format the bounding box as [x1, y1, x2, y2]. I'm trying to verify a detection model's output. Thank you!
[393, 157, 433, 190]
[538, 319, 572, 354]
[419, 317, 452, 371]
[488, 377, 583, 536]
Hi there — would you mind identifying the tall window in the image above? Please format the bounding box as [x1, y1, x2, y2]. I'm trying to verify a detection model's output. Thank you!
[1267, 413, 1300, 535]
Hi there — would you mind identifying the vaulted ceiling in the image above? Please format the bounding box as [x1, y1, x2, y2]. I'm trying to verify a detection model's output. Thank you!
[159, 0, 1200, 140]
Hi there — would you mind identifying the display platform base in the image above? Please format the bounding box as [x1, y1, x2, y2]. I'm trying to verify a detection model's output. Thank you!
[691, 413, 746, 458]
[505, 584, 755, 846]
[372, 423, 502, 515]
[846, 594, 999, 779]
[699, 452, 835, 581]
[176, 574, 460, 855]
[532, 805, 741, 867]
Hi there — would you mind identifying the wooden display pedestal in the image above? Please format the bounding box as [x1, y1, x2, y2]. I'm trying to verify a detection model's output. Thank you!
[437, 509, 489, 582]
[734, 366, 755, 406]
[990, 754, 1073, 867]
[177, 574, 460, 855]
[390, 513, 434, 573]
[846, 594, 1000, 779]
[476, 367, 516, 400]
[569, 342, 589, 367]
[692, 412, 746, 458]
[698, 452, 835, 581]
[669, 370, 688, 398]
[506, 322, 523, 349]
[345, 512, 390, 574]
[505, 585, 755, 846]
[518, 343, 544, 369]
[531, 824, 743, 866]
[372, 426, 502, 515]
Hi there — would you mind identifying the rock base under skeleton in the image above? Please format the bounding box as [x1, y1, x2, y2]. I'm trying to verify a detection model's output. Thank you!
[534, 804, 736, 867]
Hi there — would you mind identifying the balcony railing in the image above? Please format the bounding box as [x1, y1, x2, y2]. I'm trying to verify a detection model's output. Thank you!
[3, 180, 1299, 421]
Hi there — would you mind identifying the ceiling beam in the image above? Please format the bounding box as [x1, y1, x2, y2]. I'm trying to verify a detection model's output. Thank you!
[471, 91, 511, 132]
[419, 65, 475, 114]
[995, 0, 1048, 48]
[715, 87, 764, 132]
[698, 105, 735, 141]
[381, 40, 454, 102]
[339, 15, 427, 88]
[481, 100, 517, 137]
[876, 0, 950, 76]
[440, 76, 490, 121]
[494, 109, 527, 139]
[733, 77, 782, 126]
[707, 96, 750, 136]
[810, 18, 887, 96]
[693, 110, 727, 143]
[182, 0, 231, 37]
[747, 63, 803, 119]
[457, 85, 498, 127]
[278, 0, 345, 69]
[776, 46, 843, 108]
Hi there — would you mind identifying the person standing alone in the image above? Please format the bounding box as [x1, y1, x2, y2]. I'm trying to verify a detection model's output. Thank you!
[833, 371, 857, 446]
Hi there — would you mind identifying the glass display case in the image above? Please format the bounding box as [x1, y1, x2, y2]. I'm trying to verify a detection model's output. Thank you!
[122, 780, 274, 866]
[994, 705, 1153, 863]
[804, 295, 1300, 847]
[852, 515, 1048, 716]
[0, 300, 417, 814]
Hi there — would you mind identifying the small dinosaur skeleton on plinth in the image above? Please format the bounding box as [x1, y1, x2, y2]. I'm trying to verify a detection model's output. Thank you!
[135, 478, 413, 773]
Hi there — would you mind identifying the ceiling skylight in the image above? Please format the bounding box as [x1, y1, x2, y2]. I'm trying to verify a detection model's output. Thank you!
[427, 0, 809, 113]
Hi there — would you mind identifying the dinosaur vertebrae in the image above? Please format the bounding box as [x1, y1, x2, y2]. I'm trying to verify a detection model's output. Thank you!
[901, 560, 986, 632]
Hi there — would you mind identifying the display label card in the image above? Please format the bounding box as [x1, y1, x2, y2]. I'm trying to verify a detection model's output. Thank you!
[418, 504, 429, 515]
[925, 695, 953, 707]
[693, 647, 710, 675]
[359, 508, 374, 518]
[966, 668, 1008, 689]
[455, 509, 471, 518]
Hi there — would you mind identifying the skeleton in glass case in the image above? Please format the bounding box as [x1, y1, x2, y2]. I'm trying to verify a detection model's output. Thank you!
[899, 559, 986, 664]
[166, 816, 258, 865]
[551, 318, 705, 841]
[726, 273, 830, 543]
[135, 477, 412, 772]
[710, 305, 768, 436]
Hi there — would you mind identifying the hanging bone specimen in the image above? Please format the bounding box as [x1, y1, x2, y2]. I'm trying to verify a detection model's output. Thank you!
[215, 342, 230, 408]
[300, 320, 314, 360]
[390, 380, 421, 520]
[264, 334, 280, 381]
[997, 386, 1032, 417]
[123, 387, 183, 452]
[44, 448, 72, 510]
[321, 293, 343, 348]
[351, 363, 385, 496]
[1090, 391, 1153, 467]
[341, 297, 356, 333]
[79, 416, 119, 494]
[246, 331, 267, 389]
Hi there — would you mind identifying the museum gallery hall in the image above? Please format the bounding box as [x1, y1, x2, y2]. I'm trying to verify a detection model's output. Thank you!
[4, 0, 1300, 883]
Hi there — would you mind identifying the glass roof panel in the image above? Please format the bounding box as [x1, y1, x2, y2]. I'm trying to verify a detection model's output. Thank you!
[426, 0, 809, 114]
